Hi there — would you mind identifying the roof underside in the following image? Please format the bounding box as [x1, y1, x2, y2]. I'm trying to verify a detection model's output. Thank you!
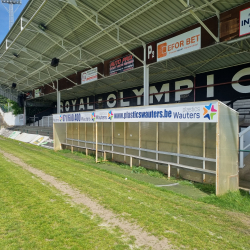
[0, 0, 249, 102]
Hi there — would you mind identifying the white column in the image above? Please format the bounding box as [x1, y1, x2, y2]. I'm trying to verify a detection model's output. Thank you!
[143, 43, 149, 106]
[57, 88, 61, 114]
[23, 100, 26, 125]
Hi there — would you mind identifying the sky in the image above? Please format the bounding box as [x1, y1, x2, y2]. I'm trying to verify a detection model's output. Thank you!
[0, 0, 29, 44]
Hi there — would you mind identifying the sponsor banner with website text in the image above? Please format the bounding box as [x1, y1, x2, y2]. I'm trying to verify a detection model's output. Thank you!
[96, 101, 219, 123]
[53, 111, 95, 123]
[54, 102, 219, 123]
[157, 27, 201, 62]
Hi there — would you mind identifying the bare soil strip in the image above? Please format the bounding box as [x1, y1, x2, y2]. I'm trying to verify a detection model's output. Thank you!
[0, 149, 172, 250]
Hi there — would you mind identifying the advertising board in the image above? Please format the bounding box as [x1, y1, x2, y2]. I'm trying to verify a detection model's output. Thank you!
[54, 101, 219, 124]
[9, 131, 21, 139]
[53, 111, 95, 123]
[240, 7, 250, 36]
[81, 67, 98, 84]
[95, 101, 218, 123]
[30, 136, 49, 145]
[110, 54, 134, 75]
[157, 27, 201, 62]
[35, 88, 43, 98]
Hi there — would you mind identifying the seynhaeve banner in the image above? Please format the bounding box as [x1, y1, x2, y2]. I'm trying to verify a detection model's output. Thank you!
[53, 101, 219, 123]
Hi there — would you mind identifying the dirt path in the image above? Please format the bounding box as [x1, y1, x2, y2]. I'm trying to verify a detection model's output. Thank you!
[0, 149, 173, 250]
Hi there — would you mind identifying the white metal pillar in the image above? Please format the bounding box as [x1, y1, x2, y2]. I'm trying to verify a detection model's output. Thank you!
[143, 43, 149, 106]
[23, 100, 26, 125]
[57, 80, 61, 114]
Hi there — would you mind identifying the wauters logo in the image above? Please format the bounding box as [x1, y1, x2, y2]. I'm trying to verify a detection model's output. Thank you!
[203, 103, 217, 120]
[91, 112, 96, 121]
[108, 110, 113, 120]
[59, 115, 63, 122]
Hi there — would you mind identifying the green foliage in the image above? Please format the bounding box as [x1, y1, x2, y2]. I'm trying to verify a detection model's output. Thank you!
[0, 95, 8, 104]
[9, 100, 23, 115]
[131, 166, 145, 174]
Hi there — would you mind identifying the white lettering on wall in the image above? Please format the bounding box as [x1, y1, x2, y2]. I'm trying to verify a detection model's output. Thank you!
[207, 74, 214, 98]
[150, 83, 169, 104]
[79, 98, 85, 111]
[175, 80, 193, 101]
[120, 92, 130, 107]
[87, 97, 93, 109]
[132, 88, 144, 105]
[107, 94, 116, 108]
[72, 99, 77, 111]
[65, 101, 70, 112]
[232, 68, 250, 93]
[60, 102, 64, 112]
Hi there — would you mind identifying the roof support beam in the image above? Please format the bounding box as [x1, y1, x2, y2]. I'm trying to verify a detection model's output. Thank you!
[179, 0, 219, 43]
[203, 0, 220, 18]
[66, 0, 159, 65]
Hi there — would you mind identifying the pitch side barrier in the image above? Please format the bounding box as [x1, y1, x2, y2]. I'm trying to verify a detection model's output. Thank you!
[53, 100, 239, 196]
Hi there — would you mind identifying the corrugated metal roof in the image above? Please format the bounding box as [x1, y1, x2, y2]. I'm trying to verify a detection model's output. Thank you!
[0, 0, 249, 102]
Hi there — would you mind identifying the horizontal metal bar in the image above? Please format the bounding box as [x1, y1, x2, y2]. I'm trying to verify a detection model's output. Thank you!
[62, 143, 216, 175]
[66, 138, 216, 162]
[239, 150, 250, 152]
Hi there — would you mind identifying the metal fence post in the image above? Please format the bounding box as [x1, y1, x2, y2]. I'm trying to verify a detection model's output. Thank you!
[177, 122, 180, 177]
[139, 122, 141, 166]
[156, 122, 159, 170]
[203, 123, 206, 183]
[168, 164, 171, 179]
[124, 122, 126, 163]
[102, 122, 104, 156]
[85, 123, 87, 149]
[112, 122, 114, 160]
[240, 135, 244, 168]
[96, 122, 98, 163]
[48, 116, 49, 127]
[78, 123, 80, 151]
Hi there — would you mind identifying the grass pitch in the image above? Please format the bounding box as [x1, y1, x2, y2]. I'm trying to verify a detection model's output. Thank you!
[0, 137, 250, 250]
[0, 154, 135, 249]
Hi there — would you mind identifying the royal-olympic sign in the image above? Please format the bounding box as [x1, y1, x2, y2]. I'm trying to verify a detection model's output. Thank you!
[53, 101, 220, 123]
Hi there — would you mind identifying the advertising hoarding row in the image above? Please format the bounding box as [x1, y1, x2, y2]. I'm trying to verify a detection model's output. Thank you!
[53, 101, 219, 123]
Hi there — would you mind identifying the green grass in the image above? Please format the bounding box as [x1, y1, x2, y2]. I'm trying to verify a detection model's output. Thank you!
[0, 138, 250, 250]
[0, 153, 136, 249]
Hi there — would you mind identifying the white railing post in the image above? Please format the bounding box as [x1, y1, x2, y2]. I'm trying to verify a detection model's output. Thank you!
[48, 116, 49, 127]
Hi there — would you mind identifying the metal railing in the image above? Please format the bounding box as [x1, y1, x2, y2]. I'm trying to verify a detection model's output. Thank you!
[62, 140, 216, 177]
[29, 115, 53, 127]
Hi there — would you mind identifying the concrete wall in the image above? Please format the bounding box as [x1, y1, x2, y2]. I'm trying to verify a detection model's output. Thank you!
[0, 108, 24, 126]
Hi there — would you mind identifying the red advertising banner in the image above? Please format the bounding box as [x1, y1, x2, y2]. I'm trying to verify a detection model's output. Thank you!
[110, 54, 134, 76]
